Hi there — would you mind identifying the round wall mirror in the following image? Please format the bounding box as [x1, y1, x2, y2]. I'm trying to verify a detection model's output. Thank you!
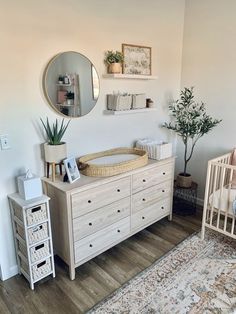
[43, 51, 100, 117]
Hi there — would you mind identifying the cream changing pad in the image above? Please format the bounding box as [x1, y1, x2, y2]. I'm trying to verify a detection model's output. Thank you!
[209, 187, 236, 215]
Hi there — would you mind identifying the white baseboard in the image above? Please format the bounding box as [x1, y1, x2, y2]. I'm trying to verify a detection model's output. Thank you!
[196, 197, 204, 207]
[1, 264, 18, 281]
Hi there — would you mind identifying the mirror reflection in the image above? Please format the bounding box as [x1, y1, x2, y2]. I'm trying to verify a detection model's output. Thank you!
[43, 51, 99, 117]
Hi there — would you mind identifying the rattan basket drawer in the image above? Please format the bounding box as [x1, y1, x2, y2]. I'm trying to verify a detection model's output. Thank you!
[131, 198, 171, 231]
[20, 257, 52, 281]
[132, 162, 173, 194]
[12, 202, 47, 226]
[71, 177, 131, 218]
[74, 216, 130, 263]
[16, 222, 49, 245]
[132, 180, 172, 214]
[18, 239, 50, 263]
[73, 197, 130, 241]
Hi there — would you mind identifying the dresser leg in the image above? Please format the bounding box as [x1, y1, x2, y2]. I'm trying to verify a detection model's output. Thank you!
[168, 213, 172, 221]
[69, 267, 75, 280]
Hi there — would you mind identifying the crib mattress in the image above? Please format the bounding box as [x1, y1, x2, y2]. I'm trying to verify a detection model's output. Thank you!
[209, 187, 236, 215]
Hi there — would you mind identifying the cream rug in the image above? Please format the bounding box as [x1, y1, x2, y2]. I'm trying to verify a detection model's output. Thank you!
[89, 231, 236, 314]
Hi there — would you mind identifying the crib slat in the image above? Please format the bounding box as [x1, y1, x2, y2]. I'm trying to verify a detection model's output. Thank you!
[223, 168, 233, 232]
[231, 217, 235, 235]
[210, 165, 218, 226]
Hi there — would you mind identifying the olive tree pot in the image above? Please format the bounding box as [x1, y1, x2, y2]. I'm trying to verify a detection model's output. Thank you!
[176, 173, 192, 188]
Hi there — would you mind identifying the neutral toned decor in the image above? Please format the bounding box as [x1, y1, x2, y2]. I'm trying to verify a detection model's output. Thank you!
[43, 51, 100, 117]
[42, 157, 175, 280]
[89, 230, 236, 314]
[202, 152, 236, 240]
[107, 94, 132, 111]
[78, 147, 148, 177]
[8, 194, 55, 290]
[104, 50, 124, 74]
[163, 87, 221, 188]
[122, 44, 152, 75]
[136, 139, 172, 160]
[63, 157, 80, 183]
[41, 118, 70, 181]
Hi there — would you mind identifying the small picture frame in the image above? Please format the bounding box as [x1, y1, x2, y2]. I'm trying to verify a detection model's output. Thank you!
[64, 157, 80, 183]
[122, 44, 152, 75]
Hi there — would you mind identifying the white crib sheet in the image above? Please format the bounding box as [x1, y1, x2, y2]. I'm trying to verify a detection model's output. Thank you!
[209, 187, 236, 215]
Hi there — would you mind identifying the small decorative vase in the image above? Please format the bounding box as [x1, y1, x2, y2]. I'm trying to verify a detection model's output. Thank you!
[176, 173, 192, 188]
[108, 63, 122, 74]
[44, 142, 67, 163]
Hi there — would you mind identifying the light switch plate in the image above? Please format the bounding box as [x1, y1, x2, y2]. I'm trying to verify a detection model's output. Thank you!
[0, 134, 11, 150]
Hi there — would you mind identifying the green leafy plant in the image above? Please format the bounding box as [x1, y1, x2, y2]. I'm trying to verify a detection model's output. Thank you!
[40, 118, 70, 145]
[104, 50, 124, 65]
[163, 87, 222, 176]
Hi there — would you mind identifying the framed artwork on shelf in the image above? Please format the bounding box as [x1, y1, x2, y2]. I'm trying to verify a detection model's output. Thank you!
[64, 157, 80, 183]
[122, 44, 152, 75]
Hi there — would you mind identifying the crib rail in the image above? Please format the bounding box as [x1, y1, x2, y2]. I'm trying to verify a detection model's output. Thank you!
[201, 152, 236, 240]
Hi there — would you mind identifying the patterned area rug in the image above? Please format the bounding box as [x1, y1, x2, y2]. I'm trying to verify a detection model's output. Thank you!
[89, 231, 236, 314]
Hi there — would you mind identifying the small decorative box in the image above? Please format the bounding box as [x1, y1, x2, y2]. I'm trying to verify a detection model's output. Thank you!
[132, 94, 146, 109]
[17, 171, 43, 200]
[107, 94, 132, 111]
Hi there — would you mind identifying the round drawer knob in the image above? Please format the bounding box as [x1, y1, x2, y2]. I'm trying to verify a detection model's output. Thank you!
[117, 209, 121, 213]
[143, 179, 146, 182]
[162, 190, 165, 193]
[89, 222, 92, 226]
[89, 244, 93, 248]
[117, 229, 121, 233]
[88, 200, 92, 203]
[117, 189, 120, 192]
[163, 172, 166, 175]
[142, 216, 145, 220]
[142, 198, 146, 202]
[161, 206, 164, 209]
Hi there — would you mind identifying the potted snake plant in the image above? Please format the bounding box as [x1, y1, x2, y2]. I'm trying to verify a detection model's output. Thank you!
[163, 87, 221, 187]
[41, 118, 70, 163]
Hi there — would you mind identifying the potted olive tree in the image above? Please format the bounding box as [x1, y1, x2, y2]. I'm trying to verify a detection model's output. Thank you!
[163, 87, 221, 187]
[41, 118, 70, 164]
[104, 50, 124, 74]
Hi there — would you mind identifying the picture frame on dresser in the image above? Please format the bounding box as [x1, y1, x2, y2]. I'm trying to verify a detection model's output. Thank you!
[64, 157, 80, 183]
[122, 43, 152, 75]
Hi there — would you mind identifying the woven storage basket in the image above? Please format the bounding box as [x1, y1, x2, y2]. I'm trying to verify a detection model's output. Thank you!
[107, 94, 132, 111]
[18, 239, 50, 263]
[32, 257, 52, 281]
[26, 204, 47, 226]
[79, 147, 148, 177]
[27, 222, 49, 245]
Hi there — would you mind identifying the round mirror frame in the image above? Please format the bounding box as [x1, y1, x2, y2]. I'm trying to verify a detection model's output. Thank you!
[43, 51, 100, 118]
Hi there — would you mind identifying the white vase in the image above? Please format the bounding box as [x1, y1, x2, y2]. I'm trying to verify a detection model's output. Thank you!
[44, 142, 67, 163]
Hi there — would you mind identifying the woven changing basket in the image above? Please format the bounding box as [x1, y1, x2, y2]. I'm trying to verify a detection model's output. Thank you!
[79, 147, 148, 177]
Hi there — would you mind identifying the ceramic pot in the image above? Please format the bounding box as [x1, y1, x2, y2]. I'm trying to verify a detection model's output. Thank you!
[108, 63, 122, 74]
[44, 142, 67, 163]
[176, 173, 192, 188]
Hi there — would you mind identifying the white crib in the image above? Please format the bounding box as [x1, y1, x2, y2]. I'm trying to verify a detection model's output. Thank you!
[201, 152, 236, 240]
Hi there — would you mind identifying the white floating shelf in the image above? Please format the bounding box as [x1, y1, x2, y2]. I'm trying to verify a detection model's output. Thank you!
[102, 74, 158, 80]
[104, 108, 157, 115]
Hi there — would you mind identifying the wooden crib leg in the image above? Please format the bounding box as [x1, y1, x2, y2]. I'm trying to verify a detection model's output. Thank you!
[201, 225, 205, 240]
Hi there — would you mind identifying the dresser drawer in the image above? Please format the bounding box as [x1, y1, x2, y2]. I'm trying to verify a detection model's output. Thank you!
[74, 217, 130, 263]
[73, 197, 130, 241]
[71, 177, 131, 218]
[131, 198, 171, 231]
[132, 180, 172, 214]
[132, 162, 173, 194]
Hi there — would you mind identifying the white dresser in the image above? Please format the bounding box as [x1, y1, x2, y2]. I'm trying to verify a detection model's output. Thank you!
[42, 157, 174, 280]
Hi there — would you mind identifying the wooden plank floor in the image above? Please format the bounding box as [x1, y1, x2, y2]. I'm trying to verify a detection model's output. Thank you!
[0, 210, 202, 314]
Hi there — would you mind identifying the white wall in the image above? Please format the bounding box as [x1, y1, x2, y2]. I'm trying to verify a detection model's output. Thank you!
[0, 0, 185, 280]
[179, 0, 236, 200]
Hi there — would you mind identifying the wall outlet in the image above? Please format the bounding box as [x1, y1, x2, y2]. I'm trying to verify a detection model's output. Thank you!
[0, 134, 11, 150]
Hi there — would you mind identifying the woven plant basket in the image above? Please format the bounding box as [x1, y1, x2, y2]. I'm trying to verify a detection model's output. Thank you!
[79, 147, 148, 177]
